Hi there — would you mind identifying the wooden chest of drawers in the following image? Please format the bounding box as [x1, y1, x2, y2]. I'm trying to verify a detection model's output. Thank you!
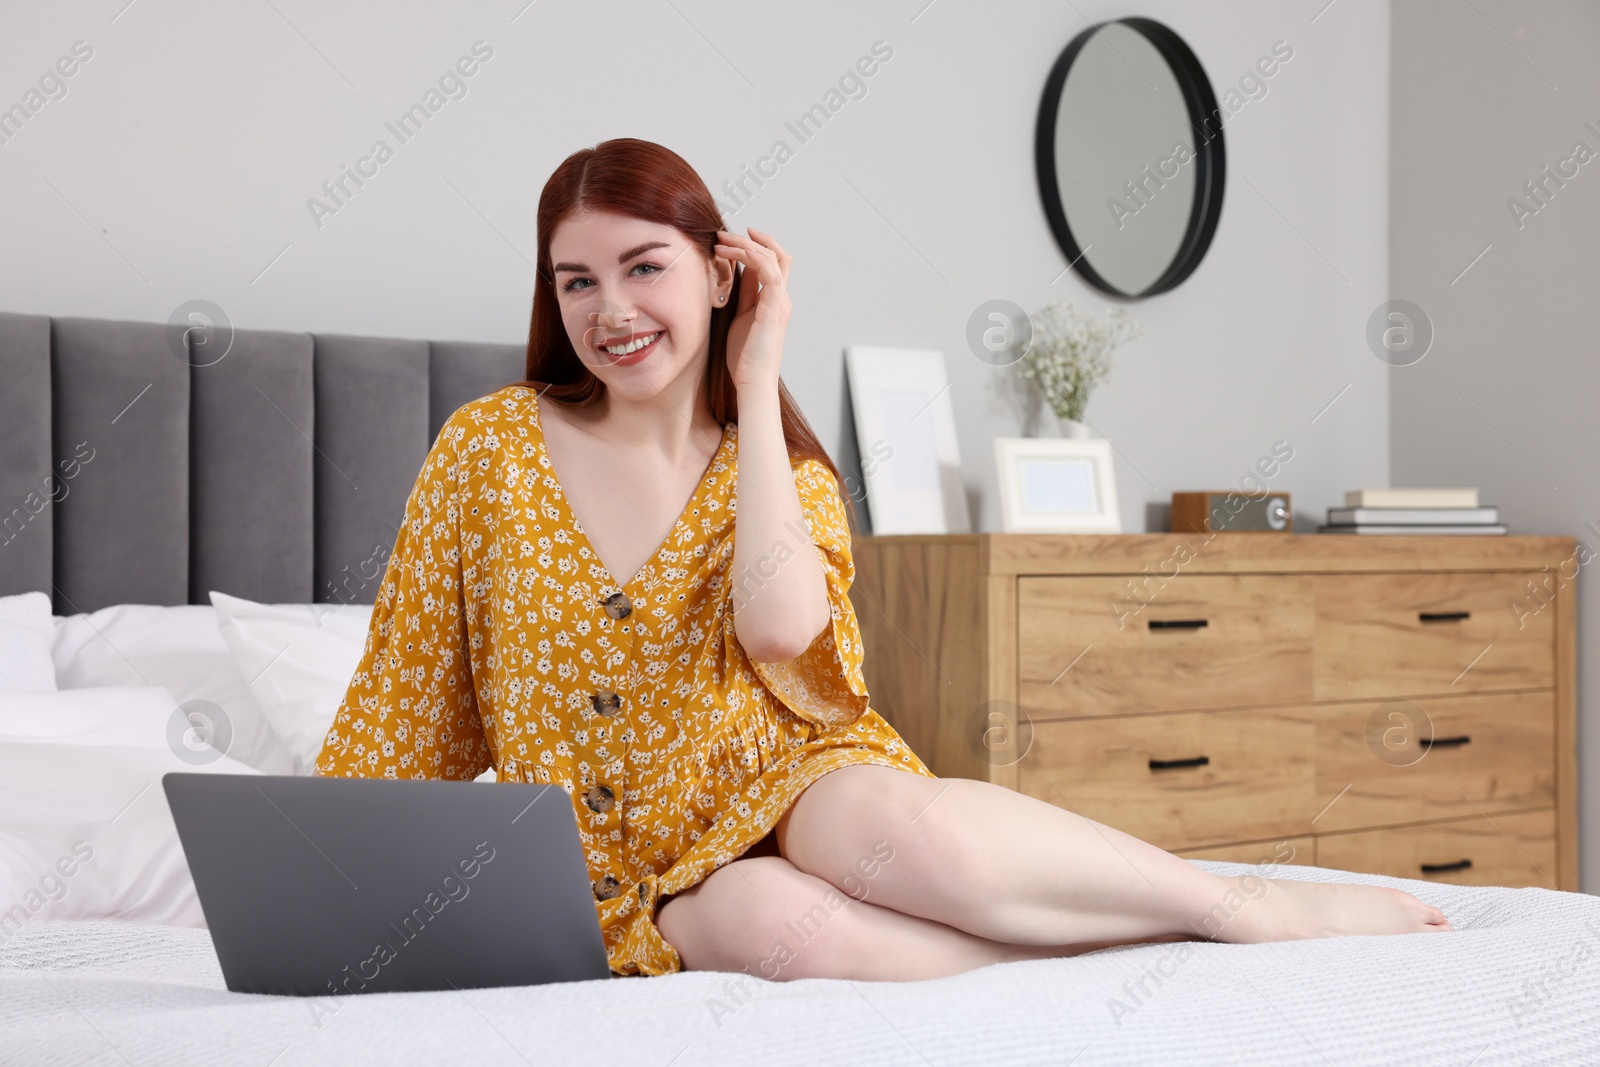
[853, 533, 1579, 890]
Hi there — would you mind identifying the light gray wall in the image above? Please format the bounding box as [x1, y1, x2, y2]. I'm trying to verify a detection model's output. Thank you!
[1390, 0, 1599, 892]
[0, 0, 1391, 535]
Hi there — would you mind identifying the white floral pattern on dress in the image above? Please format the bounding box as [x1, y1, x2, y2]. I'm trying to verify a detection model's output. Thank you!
[313, 384, 933, 975]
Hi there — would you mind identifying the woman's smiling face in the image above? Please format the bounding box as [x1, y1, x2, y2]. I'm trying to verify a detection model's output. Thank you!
[550, 208, 732, 402]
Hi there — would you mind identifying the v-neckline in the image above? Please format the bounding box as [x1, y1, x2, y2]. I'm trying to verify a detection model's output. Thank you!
[530, 389, 732, 595]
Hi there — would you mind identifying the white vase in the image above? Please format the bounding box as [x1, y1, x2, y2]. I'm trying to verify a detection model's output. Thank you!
[1056, 416, 1092, 439]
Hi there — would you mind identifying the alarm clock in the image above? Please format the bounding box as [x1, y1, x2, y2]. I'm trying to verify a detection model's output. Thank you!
[1171, 491, 1292, 534]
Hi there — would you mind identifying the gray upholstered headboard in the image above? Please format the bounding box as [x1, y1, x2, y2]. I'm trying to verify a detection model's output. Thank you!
[0, 312, 525, 613]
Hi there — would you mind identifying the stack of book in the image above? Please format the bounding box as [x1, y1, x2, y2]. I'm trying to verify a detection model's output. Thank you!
[1320, 488, 1507, 535]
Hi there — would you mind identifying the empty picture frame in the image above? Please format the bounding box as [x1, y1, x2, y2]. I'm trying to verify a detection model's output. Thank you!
[843, 346, 972, 534]
[994, 437, 1121, 533]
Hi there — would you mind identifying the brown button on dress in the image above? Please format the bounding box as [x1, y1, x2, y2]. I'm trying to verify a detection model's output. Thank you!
[584, 784, 615, 814]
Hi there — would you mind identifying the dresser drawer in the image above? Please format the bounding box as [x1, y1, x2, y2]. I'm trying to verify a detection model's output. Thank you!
[1312, 572, 1553, 700]
[1016, 707, 1316, 851]
[1175, 836, 1316, 867]
[1311, 691, 1554, 832]
[1017, 575, 1314, 719]
[1315, 809, 1556, 888]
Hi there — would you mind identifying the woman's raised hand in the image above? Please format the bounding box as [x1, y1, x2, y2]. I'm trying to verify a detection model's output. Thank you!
[714, 226, 792, 396]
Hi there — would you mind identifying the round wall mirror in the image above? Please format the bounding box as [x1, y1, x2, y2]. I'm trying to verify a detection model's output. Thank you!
[1035, 17, 1225, 298]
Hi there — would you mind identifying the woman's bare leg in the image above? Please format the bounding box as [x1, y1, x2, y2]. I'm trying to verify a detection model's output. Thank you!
[655, 852, 1200, 982]
[775, 765, 1451, 948]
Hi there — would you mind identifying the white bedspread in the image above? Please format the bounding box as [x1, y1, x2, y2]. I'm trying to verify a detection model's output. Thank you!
[4, 860, 1598, 1066]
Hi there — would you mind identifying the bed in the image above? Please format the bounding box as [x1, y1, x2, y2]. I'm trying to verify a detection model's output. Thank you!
[6, 865, 1600, 1065]
[2, 311, 1598, 1065]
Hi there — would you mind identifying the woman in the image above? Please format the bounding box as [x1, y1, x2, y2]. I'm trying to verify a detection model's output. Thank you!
[313, 138, 1451, 980]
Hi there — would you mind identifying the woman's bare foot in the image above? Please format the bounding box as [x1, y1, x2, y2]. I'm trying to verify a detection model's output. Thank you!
[1196, 876, 1453, 944]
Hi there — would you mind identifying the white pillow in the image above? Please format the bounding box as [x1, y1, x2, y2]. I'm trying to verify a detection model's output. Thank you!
[0, 686, 262, 931]
[207, 592, 498, 782]
[0, 591, 57, 691]
[208, 592, 376, 775]
[51, 603, 296, 775]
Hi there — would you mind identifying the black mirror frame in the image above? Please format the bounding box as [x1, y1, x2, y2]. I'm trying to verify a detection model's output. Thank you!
[1035, 17, 1227, 299]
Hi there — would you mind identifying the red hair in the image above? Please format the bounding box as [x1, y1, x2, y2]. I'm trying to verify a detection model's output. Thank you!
[515, 137, 853, 524]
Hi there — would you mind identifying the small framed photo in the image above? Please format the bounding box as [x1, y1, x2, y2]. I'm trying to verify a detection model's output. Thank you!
[994, 437, 1121, 533]
[843, 345, 972, 535]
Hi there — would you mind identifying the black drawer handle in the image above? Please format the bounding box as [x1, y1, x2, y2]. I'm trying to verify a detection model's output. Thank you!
[1419, 611, 1471, 623]
[1149, 755, 1210, 771]
[1421, 735, 1471, 749]
[1149, 618, 1208, 630]
[1420, 858, 1472, 874]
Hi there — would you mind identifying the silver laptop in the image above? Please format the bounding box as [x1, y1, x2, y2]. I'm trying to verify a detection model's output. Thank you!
[162, 773, 612, 995]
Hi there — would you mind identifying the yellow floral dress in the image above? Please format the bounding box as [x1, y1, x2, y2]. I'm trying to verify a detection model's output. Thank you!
[312, 384, 934, 976]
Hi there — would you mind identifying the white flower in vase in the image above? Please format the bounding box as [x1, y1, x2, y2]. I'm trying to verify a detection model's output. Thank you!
[1010, 300, 1143, 437]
